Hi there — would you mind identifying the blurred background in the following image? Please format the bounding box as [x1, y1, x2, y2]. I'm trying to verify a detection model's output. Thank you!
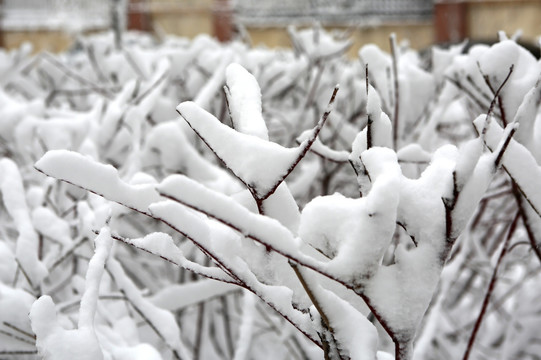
[0, 0, 539, 56]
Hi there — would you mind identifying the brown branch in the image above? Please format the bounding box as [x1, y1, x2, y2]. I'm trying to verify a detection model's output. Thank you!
[304, 63, 325, 110]
[152, 200, 323, 347]
[445, 75, 490, 113]
[481, 65, 514, 142]
[366, 63, 373, 150]
[41, 52, 115, 99]
[461, 212, 520, 360]
[132, 70, 168, 105]
[48, 237, 89, 272]
[290, 263, 341, 359]
[119, 289, 183, 360]
[220, 296, 235, 358]
[0, 350, 38, 355]
[511, 181, 541, 264]
[477, 62, 508, 126]
[0, 329, 35, 345]
[105, 231, 239, 285]
[3, 322, 35, 340]
[192, 302, 206, 360]
[260, 85, 339, 201]
[158, 189, 401, 353]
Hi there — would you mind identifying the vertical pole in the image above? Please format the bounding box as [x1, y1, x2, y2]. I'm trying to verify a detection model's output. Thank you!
[0, 0, 4, 49]
[111, 0, 123, 49]
[434, 1, 468, 43]
[213, 0, 232, 42]
[127, 0, 152, 32]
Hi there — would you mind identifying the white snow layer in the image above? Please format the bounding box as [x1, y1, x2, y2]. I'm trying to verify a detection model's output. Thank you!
[35, 150, 161, 214]
[225, 63, 269, 140]
[149, 279, 238, 311]
[0, 158, 48, 286]
[177, 101, 301, 198]
[476, 116, 541, 215]
[78, 228, 113, 329]
[312, 285, 378, 360]
[30, 295, 104, 360]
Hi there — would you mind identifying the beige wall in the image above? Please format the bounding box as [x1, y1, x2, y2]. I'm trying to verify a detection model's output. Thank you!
[247, 22, 434, 57]
[2, 0, 541, 55]
[2, 31, 74, 53]
[467, 0, 541, 43]
[148, 0, 214, 38]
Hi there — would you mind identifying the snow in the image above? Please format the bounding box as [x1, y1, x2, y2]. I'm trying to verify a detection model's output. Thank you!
[396, 143, 431, 163]
[194, 49, 235, 111]
[31, 207, 72, 247]
[0, 283, 36, 338]
[326, 148, 400, 281]
[0, 158, 48, 286]
[512, 80, 540, 148]
[29, 228, 113, 359]
[260, 182, 301, 232]
[35, 150, 161, 214]
[177, 101, 301, 198]
[311, 285, 378, 360]
[30, 295, 104, 360]
[1, 29, 538, 360]
[141, 121, 240, 194]
[111, 343, 162, 360]
[107, 254, 190, 359]
[0, 242, 17, 283]
[78, 228, 113, 329]
[156, 175, 303, 257]
[359, 44, 392, 108]
[123, 231, 181, 261]
[287, 159, 321, 198]
[149, 280, 238, 311]
[233, 291, 257, 360]
[226, 63, 269, 140]
[475, 115, 541, 215]
[366, 85, 392, 148]
[454, 138, 484, 188]
[297, 130, 349, 162]
[289, 25, 352, 61]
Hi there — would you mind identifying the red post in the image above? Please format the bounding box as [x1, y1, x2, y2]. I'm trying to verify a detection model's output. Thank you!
[434, 1, 468, 43]
[213, 0, 233, 42]
[127, 0, 152, 32]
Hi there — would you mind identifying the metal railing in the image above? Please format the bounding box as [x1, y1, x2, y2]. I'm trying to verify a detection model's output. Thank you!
[0, 0, 112, 31]
[233, 0, 434, 25]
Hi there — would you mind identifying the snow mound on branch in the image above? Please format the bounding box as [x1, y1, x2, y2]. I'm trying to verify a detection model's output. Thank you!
[30, 295, 104, 360]
[226, 63, 268, 140]
[177, 101, 300, 197]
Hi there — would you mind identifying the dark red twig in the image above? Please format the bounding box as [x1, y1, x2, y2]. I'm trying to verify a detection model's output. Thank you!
[462, 212, 520, 360]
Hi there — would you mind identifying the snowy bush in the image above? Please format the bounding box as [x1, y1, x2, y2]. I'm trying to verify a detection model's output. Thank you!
[1, 29, 541, 360]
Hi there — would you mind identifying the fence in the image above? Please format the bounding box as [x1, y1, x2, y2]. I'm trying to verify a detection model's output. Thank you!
[0, 0, 111, 32]
[233, 0, 434, 25]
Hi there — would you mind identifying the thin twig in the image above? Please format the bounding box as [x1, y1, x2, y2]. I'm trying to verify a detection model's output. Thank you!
[366, 63, 373, 149]
[119, 289, 183, 360]
[462, 212, 520, 360]
[41, 52, 115, 98]
[0, 329, 35, 345]
[2, 322, 35, 340]
[481, 65, 514, 142]
[512, 182, 541, 264]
